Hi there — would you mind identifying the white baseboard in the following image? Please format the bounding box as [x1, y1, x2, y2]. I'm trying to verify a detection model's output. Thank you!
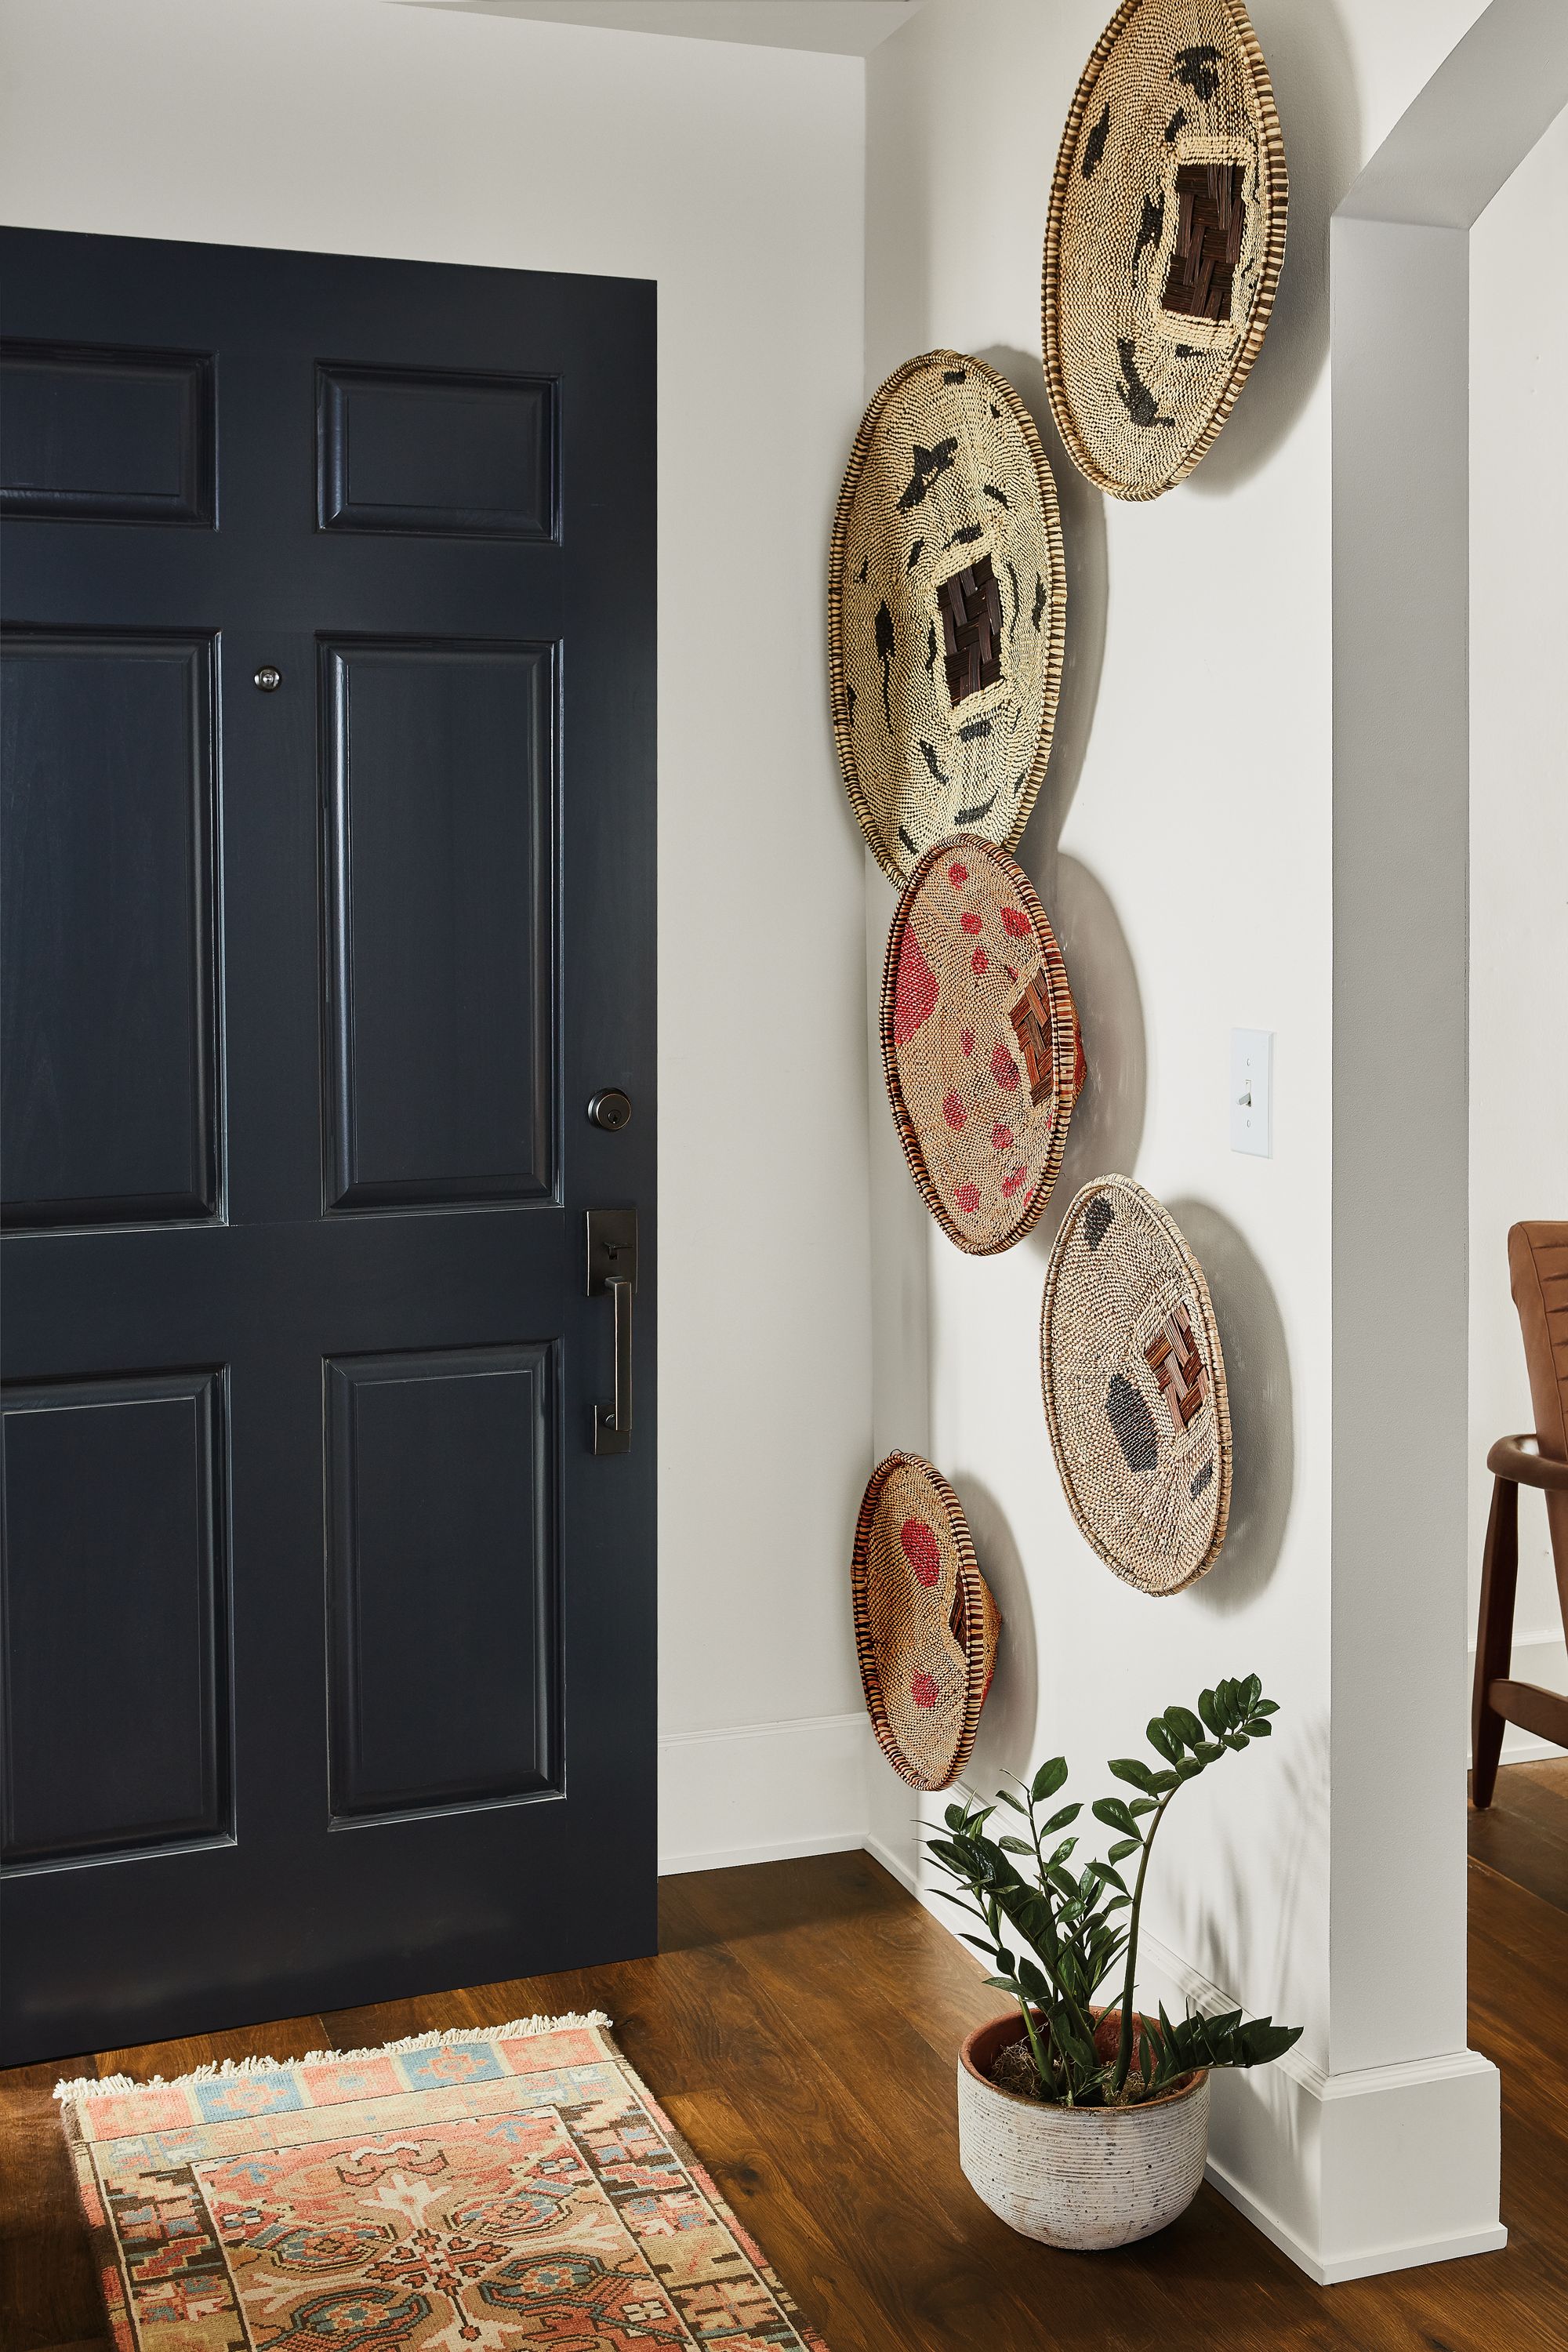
[658, 1711, 867, 1876]
[660, 1828, 866, 1875]
[1204, 2157, 1506, 2285]
[1468, 1632, 1568, 1765]
[1139, 1930, 1504, 2283]
[863, 1828, 918, 1895]
[676, 1755, 1508, 2285]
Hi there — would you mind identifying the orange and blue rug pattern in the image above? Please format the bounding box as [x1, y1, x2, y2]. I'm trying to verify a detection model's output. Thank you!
[55, 2013, 829, 2350]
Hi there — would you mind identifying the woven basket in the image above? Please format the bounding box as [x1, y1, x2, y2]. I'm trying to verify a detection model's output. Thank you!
[829, 351, 1066, 887]
[881, 836, 1083, 1256]
[851, 1451, 1000, 1792]
[1043, 0, 1288, 499]
[1041, 1175, 1231, 1592]
[958, 2012, 1210, 2249]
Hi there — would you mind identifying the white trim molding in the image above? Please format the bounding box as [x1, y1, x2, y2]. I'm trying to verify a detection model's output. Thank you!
[862, 1835, 1506, 2286]
[863, 1828, 918, 1896]
[1139, 1931, 1504, 2285]
[659, 1712, 869, 1875]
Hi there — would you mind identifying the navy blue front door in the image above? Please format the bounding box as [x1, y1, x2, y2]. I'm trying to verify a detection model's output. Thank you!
[0, 228, 657, 2064]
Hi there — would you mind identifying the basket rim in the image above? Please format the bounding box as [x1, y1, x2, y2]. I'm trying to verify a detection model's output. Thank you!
[828, 349, 1067, 887]
[1039, 1173, 1233, 1589]
[850, 1448, 995, 1792]
[880, 834, 1080, 1258]
[1040, 0, 1290, 502]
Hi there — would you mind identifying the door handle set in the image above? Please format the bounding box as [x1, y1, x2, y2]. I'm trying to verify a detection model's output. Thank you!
[585, 1207, 637, 1455]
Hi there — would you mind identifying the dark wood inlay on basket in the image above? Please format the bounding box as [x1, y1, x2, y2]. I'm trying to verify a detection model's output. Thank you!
[938, 554, 1004, 706]
[1008, 976, 1057, 1108]
[1145, 1303, 1207, 1432]
[1162, 163, 1245, 323]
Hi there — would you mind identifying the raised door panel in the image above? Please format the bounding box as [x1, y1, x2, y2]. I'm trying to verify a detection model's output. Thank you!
[316, 365, 557, 539]
[0, 633, 220, 1227]
[1, 1370, 229, 1867]
[322, 640, 554, 1210]
[325, 1343, 557, 1820]
[0, 341, 215, 525]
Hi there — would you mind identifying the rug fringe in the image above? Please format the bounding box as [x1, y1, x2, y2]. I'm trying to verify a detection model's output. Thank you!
[53, 2010, 613, 2105]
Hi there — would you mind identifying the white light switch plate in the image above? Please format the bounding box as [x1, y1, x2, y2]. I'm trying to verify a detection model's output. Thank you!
[1231, 1028, 1272, 1156]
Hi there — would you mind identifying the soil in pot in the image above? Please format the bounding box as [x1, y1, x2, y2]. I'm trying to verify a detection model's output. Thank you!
[985, 2009, 1195, 2107]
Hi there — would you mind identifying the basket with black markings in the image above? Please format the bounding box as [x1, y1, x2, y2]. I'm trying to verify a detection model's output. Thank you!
[1043, 0, 1287, 500]
[1041, 1176, 1231, 1592]
[830, 352, 1066, 887]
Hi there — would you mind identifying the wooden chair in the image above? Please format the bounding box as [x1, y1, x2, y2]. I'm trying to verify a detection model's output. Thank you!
[1472, 1221, 1568, 1807]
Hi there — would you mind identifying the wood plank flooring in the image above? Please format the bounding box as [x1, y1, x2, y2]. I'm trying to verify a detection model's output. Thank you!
[1467, 1753, 1568, 1913]
[6, 1762, 1568, 2351]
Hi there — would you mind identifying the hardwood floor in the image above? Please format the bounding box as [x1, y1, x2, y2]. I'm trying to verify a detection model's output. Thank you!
[1467, 1753, 1568, 1913]
[6, 1761, 1568, 2351]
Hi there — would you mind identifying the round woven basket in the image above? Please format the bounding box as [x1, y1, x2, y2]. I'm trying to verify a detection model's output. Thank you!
[829, 351, 1066, 887]
[1042, 0, 1287, 500]
[1040, 1175, 1231, 1592]
[851, 1451, 1000, 1792]
[881, 836, 1083, 1256]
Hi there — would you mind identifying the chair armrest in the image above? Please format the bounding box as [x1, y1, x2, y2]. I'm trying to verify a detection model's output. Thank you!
[1487, 1434, 1568, 1493]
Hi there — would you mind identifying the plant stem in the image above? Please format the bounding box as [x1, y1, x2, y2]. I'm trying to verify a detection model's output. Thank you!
[1021, 1801, 1101, 2075]
[1111, 1790, 1174, 2097]
[1027, 1789, 1050, 1882]
[1017, 1995, 1056, 2100]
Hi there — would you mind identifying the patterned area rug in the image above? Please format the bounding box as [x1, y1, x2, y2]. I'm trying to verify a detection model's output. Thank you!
[55, 2013, 828, 2350]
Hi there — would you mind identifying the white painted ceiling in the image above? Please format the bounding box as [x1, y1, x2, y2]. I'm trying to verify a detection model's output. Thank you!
[405, 1, 925, 56]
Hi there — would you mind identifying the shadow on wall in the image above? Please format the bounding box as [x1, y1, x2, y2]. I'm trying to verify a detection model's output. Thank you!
[1185, 0, 1361, 495]
[1042, 855, 1147, 1245]
[971, 352, 1145, 1239]
[975, 343, 1106, 855]
[1167, 1197, 1294, 1612]
[1172, 1704, 1327, 2035]
[953, 1475, 1039, 1793]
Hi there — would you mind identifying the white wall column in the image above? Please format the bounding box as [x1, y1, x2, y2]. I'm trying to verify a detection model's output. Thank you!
[1312, 0, 1568, 2276]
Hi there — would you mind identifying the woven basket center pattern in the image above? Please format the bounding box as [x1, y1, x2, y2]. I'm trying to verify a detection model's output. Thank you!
[1044, 0, 1287, 499]
[866, 1459, 971, 1765]
[1042, 1178, 1231, 1592]
[852, 1452, 1001, 1792]
[832, 354, 1065, 884]
[884, 838, 1081, 1256]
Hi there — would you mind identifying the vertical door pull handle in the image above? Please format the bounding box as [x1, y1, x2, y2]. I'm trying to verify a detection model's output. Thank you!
[586, 1207, 637, 1455]
[603, 1275, 633, 1450]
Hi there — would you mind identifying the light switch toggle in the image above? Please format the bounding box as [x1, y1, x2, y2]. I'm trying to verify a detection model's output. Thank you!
[1230, 1029, 1272, 1156]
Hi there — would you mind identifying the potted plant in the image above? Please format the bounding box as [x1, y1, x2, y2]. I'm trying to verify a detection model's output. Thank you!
[929, 1673, 1301, 2251]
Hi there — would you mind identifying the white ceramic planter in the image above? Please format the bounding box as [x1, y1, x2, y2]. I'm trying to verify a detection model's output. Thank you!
[956, 2013, 1210, 2250]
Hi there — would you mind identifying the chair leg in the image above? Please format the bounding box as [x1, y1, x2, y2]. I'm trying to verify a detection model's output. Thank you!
[1472, 1473, 1519, 1809]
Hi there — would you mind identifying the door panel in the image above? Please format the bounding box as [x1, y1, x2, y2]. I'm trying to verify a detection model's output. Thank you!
[1, 632, 220, 1227]
[0, 227, 655, 2063]
[0, 340, 216, 526]
[321, 638, 554, 1210]
[316, 364, 557, 540]
[325, 1343, 557, 1822]
[1, 1370, 228, 1868]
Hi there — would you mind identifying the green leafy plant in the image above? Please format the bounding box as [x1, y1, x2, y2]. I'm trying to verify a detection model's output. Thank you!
[927, 1675, 1301, 2106]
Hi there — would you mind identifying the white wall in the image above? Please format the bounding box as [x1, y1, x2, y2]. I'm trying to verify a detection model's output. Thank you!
[0, 0, 874, 1869]
[1468, 101, 1568, 1754]
[864, 0, 1512, 2286]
